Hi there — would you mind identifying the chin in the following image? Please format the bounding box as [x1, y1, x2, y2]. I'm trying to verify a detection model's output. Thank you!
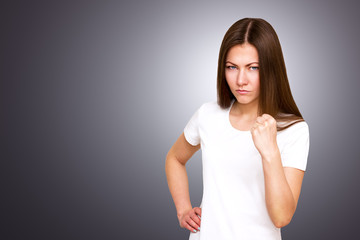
[235, 98, 251, 104]
[234, 98, 258, 106]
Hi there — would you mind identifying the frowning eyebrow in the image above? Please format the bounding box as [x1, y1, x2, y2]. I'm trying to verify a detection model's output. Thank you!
[225, 61, 259, 67]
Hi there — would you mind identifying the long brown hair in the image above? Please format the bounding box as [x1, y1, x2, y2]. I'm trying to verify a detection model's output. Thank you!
[217, 18, 304, 131]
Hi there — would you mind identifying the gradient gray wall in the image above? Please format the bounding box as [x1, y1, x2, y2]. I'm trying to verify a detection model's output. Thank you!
[3, 0, 360, 239]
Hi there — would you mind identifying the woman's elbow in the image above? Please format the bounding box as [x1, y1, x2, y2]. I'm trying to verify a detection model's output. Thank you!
[273, 215, 293, 228]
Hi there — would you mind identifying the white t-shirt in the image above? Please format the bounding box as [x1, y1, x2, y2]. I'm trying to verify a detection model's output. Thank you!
[184, 100, 310, 240]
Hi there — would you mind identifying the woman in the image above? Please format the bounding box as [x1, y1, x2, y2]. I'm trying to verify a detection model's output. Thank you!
[165, 18, 310, 240]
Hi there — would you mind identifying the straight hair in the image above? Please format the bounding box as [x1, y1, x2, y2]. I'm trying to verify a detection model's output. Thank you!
[217, 18, 304, 131]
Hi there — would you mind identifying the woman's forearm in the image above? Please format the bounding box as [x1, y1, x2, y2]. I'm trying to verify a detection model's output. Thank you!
[261, 148, 296, 228]
[165, 156, 193, 219]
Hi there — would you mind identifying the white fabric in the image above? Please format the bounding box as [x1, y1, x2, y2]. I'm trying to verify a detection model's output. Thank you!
[184, 100, 310, 240]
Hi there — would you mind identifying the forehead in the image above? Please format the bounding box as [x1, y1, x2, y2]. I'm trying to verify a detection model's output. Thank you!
[226, 43, 259, 64]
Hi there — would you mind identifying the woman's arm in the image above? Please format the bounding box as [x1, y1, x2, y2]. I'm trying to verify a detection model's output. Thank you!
[251, 114, 305, 228]
[261, 150, 304, 228]
[165, 132, 201, 232]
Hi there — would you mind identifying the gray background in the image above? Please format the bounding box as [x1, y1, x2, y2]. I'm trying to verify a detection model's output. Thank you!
[2, 0, 360, 239]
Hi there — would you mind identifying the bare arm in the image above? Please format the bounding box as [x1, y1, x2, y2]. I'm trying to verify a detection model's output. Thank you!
[262, 150, 304, 228]
[251, 114, 305, 228]
[165, 132, 201, 232]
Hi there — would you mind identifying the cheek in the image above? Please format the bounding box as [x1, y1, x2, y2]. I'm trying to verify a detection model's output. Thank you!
[250, 74, 260, 90]
[225, 72, 235, 84]
[255, 78, 260, 90]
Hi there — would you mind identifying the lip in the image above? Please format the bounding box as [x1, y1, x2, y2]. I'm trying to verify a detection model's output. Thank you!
[236, 90, 250, 94]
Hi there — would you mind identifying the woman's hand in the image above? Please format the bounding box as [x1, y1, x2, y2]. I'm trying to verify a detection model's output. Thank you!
[178, 207, 201, 233]
[250, 114, 279, 158]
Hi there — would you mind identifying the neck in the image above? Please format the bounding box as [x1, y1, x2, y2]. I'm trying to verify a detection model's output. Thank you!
[232, 100, 260, 121]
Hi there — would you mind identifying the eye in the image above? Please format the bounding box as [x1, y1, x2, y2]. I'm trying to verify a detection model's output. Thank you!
[226, 65, 237, 70]
[249, 66, 259, 70]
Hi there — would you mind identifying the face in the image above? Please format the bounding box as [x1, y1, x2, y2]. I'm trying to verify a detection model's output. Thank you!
[225, 43, 260, 108]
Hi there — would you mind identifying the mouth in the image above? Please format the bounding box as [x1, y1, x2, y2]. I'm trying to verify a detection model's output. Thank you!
[236, 90, 250, 93]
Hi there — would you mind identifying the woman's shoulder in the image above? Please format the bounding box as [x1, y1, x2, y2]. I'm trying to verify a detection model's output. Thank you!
[276, 113, 309, 139]
[187, 101, 224, 123]
[201, 100, 218, 109]
[277, 112, 308, 127]
[278, 119, 309, 138]
[198, 100, 225, 114]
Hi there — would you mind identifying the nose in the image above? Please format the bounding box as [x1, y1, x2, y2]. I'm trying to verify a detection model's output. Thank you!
[236, 69, 248, 86]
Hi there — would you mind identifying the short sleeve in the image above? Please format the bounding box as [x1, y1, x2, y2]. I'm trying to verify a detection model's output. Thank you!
[281, 122, 310, 171]
[183, 106, 201, 146]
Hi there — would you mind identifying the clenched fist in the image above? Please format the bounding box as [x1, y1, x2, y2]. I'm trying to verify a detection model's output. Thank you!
[250, 114, 279, 158]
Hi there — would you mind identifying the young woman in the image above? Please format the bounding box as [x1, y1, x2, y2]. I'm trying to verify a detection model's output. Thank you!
[165, 18, 310, 240]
